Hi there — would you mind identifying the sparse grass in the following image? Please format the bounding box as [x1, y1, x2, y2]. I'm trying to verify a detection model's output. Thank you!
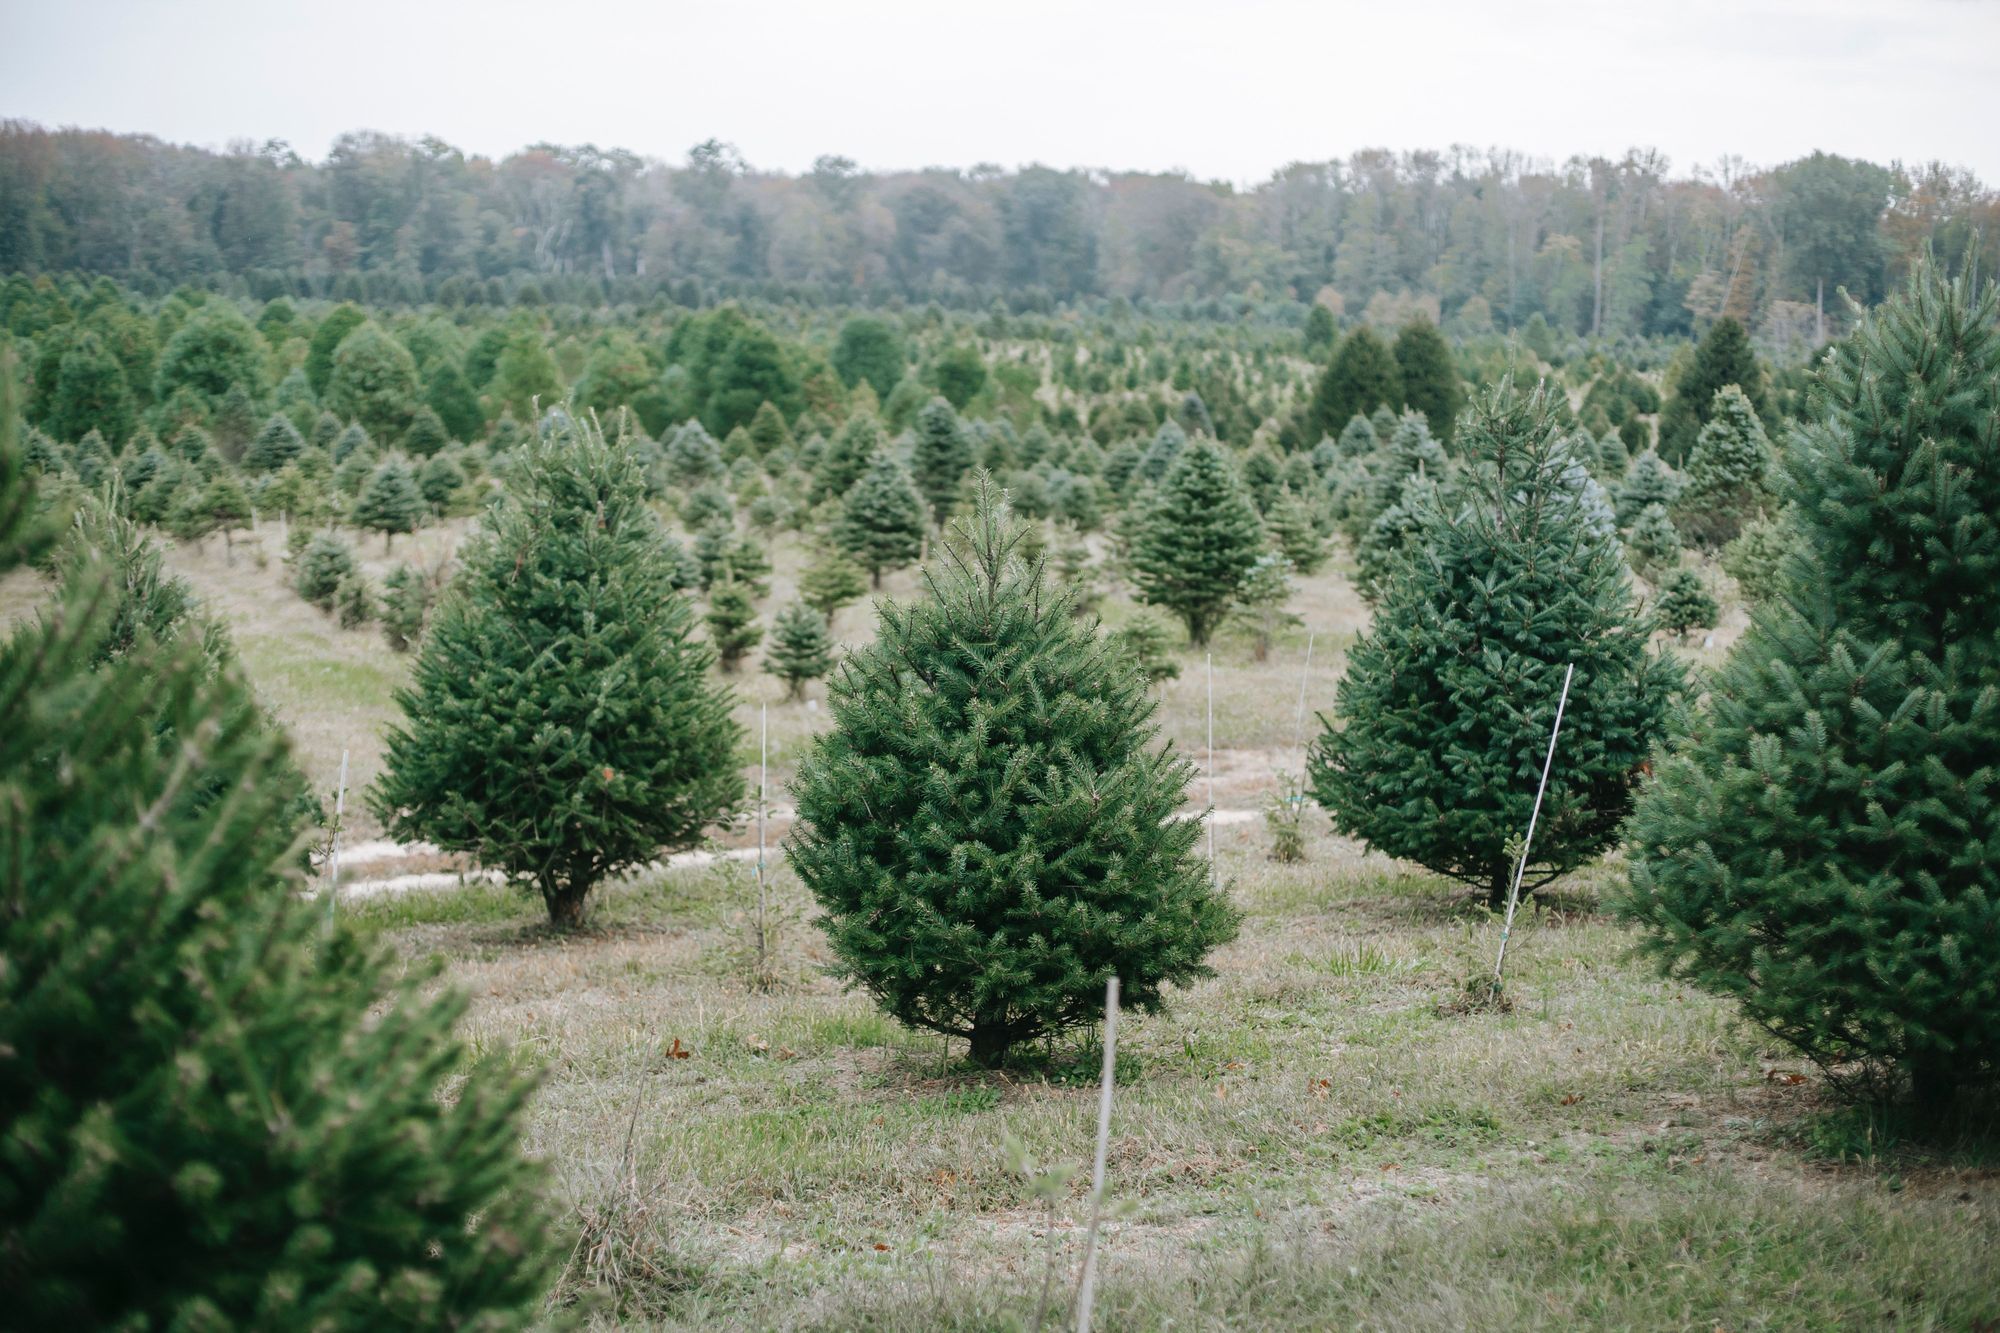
[18, 513, 1990, 1328]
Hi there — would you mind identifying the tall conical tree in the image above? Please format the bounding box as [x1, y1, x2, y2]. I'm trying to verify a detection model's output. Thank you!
[1672, 384, 1774, 549]
[352, 455, 424, 550]
[1620, 261, 2000, 1110]
[1303, 326, 1403, 442]
[1309, 382, 1685, 907]
[788, 479, 1240, 1067]
[1393, 318, 1463, 445]
[1659, 316, 1768, 463]
[373, 413, 742, 926]
[833, 452, 926, 588]
[1129, 438, 1265, 646]
[764, 600, 836, 700]
[910, 394, 973, 525]
[0, 357, 553, 1328]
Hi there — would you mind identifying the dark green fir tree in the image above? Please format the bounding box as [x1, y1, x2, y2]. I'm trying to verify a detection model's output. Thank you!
[1303, 326, 1403, 442]
[911, 395, 974, 526]
[1619, 261, 2000, 1110]
[372, 413, 742, 926]
[353, 455, 424, 550]
[1659, 315, 1769, 463]
[1309, 382, 1685, 907]
[764, 600, 836, 699]
[788, 480, 1240, 1066]
[833, 451, 926, 587]
[1654, 565, 1718, 639]
[704, 570, 763, 671]
[1129, 438, 1264, 646]
[1393, 318, 1463, 445]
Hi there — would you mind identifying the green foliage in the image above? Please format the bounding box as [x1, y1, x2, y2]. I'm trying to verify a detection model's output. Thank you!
[1626, 503, 1683, 579]
[404, 402, 450, 457]
[811, 410, 882, 504]
[326, 323, 421, 445]
[334, 570, 375, 628]
[1228, 551, 1302, 662]
[380, 561, 439, 652]
[931, 342, 987, 409]
[910, 395, 973, 525]
[153, 306, 267, 417]
[1615, 448, 1683, 527]
[243, 411, 304, 474]
[788, 483, 1240, 1066]
[1720, 509, 1801, 604]
[833, 451, 926, 587]
[665, 306, 803, 437]
[1305, 327, 1402, 442]
[1309, 383, 1686, 907]
[1674, 384, 1773, 549]
[0, 383, 551, 1330]
[765, 600, 836, 699]
[1110, 613, 1181, 685]
[418, 451, 467, 513]
[304, 302, 366, 395]
[294, 532, 357, 609]
[799, 549, 869, 625]
[1302, 302, 1337, 353]
[1393, 318, 1463, 444]
[1654, 566, 1718, 638]
[1660, 317, 1767, 463]
[1129, 438, 1264, 646]
[704, 573, 763, 671]
[831, 315, 905, 400]
[1620, 262, 2000, 1107]
[45, 329, 135, 445]
[425, 358, 485, 441]
[372, 413, 742, 926]
[352, 456, 424, 549]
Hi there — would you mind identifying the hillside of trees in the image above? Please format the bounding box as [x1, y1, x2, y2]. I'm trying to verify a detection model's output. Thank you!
[3, 121, 1994, 347]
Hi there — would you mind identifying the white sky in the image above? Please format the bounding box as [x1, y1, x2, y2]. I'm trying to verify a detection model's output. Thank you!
[3, 0, 1996, 184]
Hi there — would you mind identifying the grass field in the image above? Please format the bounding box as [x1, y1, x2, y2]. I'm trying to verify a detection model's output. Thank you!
[9, 517, 1994, 1330]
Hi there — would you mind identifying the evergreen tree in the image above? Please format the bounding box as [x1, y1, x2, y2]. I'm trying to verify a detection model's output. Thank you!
[334, 570, 375, 629]
[332, 420, 372, 463]
[1654, 566, 1718, 639]
[1228, 552, 1302, 662]
[1302, 302, 1338, 354]
[1136, 417, 1187, 484]
[1110, 613, 1181, 685]
[203, 469, 254, 562]
[404, 403, 451, 457]
[353, 456, 424, 550]
[765, 600, 836, 699]
[1625, 503, 1684, 579]
[325, 323, 421, 445]
[663, 418, 724, 487]
[704, 572, 763, 671]
[1619, 262, 2000, 1109]
[294, 533, 358, 610]
[1659, 316, 1768, 463]
[304, 301, 366, 395]
[373, 414, 743, 926]
[418, 451, 467, 513]
[1304, 327, 1402, 442]
[1719, 509, 1801, 604]
[788, 483, 1240, 1066]
[1240, 441, 1283, 512]
[1614, 448, 1682, 527]
[799, 549, 870, 626]
[911, 395, 973, 525]
[1129, 438, 1265, 646]
[1393, 318, 1463, 444]
[811, 410, 882, 504]
[747, 398, 793, 458]
[381, 561, 436, 652]
[1264, 487, 1328, 573]
[831, 315, 906, 400]
[244, 411, 304, 474]
[0, 376, 552, 1330]
[1673, 384, 1774, 549]
[47, 329, 135, 446]
[427, 357, 486, 442]
[164, 479, 215, 551]
[1309, 383, 1685, 907]
[833, 452, 926, 587]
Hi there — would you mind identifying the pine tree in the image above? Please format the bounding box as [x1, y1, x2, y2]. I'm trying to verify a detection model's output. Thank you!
[799, 549, 869, 626]
[1136, 418, 1187, 484]
[1309, 383, 1685, 908]
[1719, 509, 1800, 604]
[381, 561, 435, 652]
[788, 482, 1240, 1066]
[1614, 448, 1682, 527]
[294, 532, 358, 610]
[1659, 316, 1768, 463]
[244, 411, 304, 474]
[704, 572, 763, 671]
[811, 411, 882, 504]
[418, 451, 467, 513]
[1228, 552, 1302, 662]
[1393, 318, 1463, 444]
[164, 478, 215, 551]
[833, 452, 926, 587]
[1264, 487, 1328, 574]
[1625, 502, 1683, 578]
[1304, 327, 1402, 442]
[1619, 262, 2000, 1109]
[353, 456, 424, 550]
[304, 301, 365, 395]
[374, 414, 741, 926]
[747, 399, 794, 458]
[1302, 302, 1337, 354]
[325, 323, 421, 445]
[1654, 566, 1718, 639]
[1130, 438, 1265, 646]
[203, 469, 254, 563]
[334, 570, 375, 629]
[0, 372, 552, 1329]
[1673, 384, 1774, 549]
[663, 418, 724, 487]
[404, 402, 451, 457]
[910, 395, 973, 525]
[1110, 613, 1181, 685]
[765, 600, 836, 699]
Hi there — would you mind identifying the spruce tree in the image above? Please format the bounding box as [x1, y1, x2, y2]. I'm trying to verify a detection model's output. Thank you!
[1110, 613, 1181, 685]
[1660, 316, 1768, 463]
[203, 469, 254, 563]
[1619, 262, 2000, 1109]
[1228, 552, 1302, 662]
[799, 549, 869, 626]
[911, 395, 973, 525]
[1614, 448, 1682, 527]
[1129, 438, 1264, 646]
[1673, 384, 1774, 549]
[1393, 318, 1463, 444]
[0, 373, 552, 1329]
[833, 452, 926, 587]
[244, 411, 304, 474]
[704, 571, 763, 671]
[1304, 327, 1403, 442]
[788, 481, 1240, 1066]
[1265, 486, 1328, 574]
[381, 561, 434, 652]
[374, 415, 742, 926]
[404, 403, 451, 457]
[294, 533, 357, 610]
[418, 451, 467, 513]
[765, 600, 836, 699]
[811, 411, 882, 505]
[1625, 502, 1684, 579]
[353, 456, 424, 550]
[1309, 383, 1685, 907]
[1654, 566, 1718, 639]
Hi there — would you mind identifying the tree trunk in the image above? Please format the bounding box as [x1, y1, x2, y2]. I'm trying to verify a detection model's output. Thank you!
[545, 883, 589, 929]
[1488, 868, 1515, 913]
[968, 1024, 1013, 1068]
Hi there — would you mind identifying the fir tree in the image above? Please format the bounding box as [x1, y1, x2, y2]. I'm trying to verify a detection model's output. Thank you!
[1304, 327, 1402, 442]
[833, 452, 926, 587]
[747, 399, 794, 458]
[1625, 502, 1684, 579]
[203, 469, 254, 563]
[426, 358, 485, 442]
[334, 570, 375, 628]
[765, 600, 836, 699]
[788, 482, 1240, 1066]
[325, 323, 421, 445]
[1654, 566, 1718, 639]
[1614, 448, 1682, 527]
[353, 456, 424, 550]
[1110, 613, 1181, 685]
[1673, 384, 1774, 549]
[1619, 262, 2000, 1109]
[911, 395, 973, 525]
[799, 549, 870, 626]
[381, 561, 436, 652]
[1129, 438, 1265, 646]
[1719, 509, 1801, 604]
[418, 451, 467, 513]
[0, 378, 552, 1330]
[243, 411, 304, 474]
[1228, 552, 1302, 662]
[373, 414, 742, 927]
[294, 532, 358, 610]
[664, 418, 724, 488]
[1393, 318, 1463, 444]
[811, 411, 882, 504]
[163, 479, 214, 551]
[1659, 316, 1768, 463]
[404, 402, 451, 457]
[1136, 418, 1187, 484]
[304, 301, 365, 395]
[1265, 487, 1328, 574]
[704, 571, 763, 671]
[1309, 383, 1685, 908]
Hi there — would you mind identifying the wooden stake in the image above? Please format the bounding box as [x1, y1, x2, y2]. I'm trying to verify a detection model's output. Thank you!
[1074, 975, 1121, 1333]
[1493, 664, 1574, 989]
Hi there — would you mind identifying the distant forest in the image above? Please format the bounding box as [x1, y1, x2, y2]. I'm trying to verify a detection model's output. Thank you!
[3, 122, 1994, 343]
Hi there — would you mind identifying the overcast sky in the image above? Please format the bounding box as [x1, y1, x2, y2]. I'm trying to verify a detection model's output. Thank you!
[4, 0, 1996, 184]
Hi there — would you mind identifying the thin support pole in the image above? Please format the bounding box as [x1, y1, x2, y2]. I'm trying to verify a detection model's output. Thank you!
[1074, 975, 1121, 1333]
[757, 704, 769, 977]
[1206, 653, 1215, 879]
[1291, 631, 1317, 766]
[328, 749, 349, 904]
[1494, 664, 1575, 988]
